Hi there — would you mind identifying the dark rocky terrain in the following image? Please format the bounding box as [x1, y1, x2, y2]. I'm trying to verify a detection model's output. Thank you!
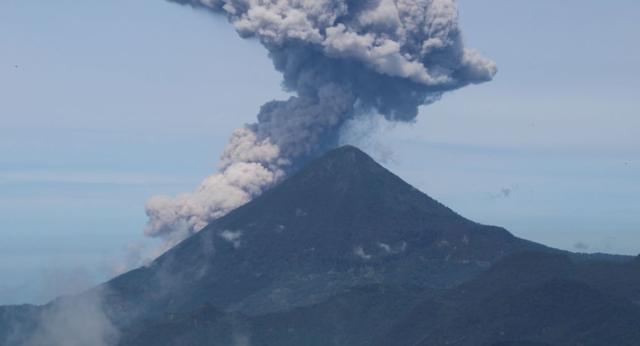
[1, 146, 638, 345]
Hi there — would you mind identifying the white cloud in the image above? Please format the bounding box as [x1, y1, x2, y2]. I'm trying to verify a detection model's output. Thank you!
[220, 230, 243, 249]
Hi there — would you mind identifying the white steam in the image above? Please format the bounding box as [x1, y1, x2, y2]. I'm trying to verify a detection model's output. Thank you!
[25, 292, 118, 346]
[145, 128, 285, 246]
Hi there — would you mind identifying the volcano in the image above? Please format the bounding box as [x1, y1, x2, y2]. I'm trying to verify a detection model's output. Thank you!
[2, 146, 638, 346]
[102, 145, 544, 319]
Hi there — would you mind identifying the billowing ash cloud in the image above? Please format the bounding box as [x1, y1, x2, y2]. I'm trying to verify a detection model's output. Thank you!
[146, 0, 496, 246]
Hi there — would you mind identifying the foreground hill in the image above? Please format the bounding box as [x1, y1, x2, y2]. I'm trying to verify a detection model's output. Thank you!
[1, 146, 637, 346]
[118, 252, 640, 346]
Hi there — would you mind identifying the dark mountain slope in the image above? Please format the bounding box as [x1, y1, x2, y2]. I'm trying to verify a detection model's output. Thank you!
[381, 252, 640, 346]
[119, 304, 251, 346]
[100, 145, 544, 326]
[574, 255, 640, 304]
[118, 285, 429, 346]
[0, 305, 40, 345]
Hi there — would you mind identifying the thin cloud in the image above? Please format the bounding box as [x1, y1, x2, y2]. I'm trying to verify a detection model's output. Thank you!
[0, 170, 188, 186]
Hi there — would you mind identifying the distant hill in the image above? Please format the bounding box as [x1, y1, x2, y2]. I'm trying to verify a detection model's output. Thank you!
[1, 146, 637, 346]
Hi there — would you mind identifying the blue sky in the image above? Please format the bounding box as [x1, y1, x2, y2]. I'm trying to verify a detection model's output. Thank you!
[1, 0, 639, 304]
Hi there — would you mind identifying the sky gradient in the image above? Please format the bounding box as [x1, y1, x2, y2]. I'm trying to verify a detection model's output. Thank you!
[1, 0, 639, 304]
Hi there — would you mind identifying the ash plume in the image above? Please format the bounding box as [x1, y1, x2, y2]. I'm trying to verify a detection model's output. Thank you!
[146, 0, 496, 246]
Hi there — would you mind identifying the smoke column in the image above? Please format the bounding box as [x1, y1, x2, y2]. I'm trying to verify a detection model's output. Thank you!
[145, 0, 497, 247]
